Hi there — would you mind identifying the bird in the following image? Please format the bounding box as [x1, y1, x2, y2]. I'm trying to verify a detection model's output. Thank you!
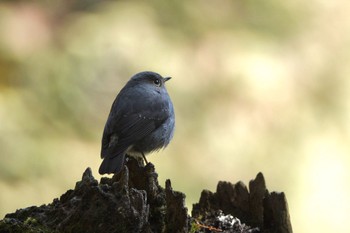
[99, 71, 175, 175]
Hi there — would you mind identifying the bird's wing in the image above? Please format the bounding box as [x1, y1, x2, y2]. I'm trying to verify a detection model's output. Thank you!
[101, 90, 168, 159]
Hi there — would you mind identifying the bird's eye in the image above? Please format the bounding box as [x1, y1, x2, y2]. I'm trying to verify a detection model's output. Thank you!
[153, 78, 161, 87]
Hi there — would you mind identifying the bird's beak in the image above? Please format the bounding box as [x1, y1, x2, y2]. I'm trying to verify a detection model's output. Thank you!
[164, 77, 172, 82]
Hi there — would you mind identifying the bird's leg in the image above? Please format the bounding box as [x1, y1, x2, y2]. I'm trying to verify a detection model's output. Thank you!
[141, 152, 148, 164]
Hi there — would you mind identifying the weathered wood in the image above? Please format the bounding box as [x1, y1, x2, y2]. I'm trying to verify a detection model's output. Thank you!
[0, 157, 292, 233]
[192, 172, 293, 233]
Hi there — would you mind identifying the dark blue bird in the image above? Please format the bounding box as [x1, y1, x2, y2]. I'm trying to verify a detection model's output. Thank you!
[99, 71, 175, 175]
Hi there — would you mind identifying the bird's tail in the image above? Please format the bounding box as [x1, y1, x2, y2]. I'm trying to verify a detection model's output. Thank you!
[98, 153, 125, 175]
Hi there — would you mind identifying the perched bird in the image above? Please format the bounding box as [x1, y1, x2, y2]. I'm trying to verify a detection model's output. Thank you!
[99, 71, 175, 175]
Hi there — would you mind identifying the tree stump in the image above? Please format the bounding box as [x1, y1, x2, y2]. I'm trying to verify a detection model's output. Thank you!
[0, 157, 293, 233]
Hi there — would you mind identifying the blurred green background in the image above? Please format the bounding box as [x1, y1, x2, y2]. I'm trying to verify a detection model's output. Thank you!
[1, 0, 350, 232]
